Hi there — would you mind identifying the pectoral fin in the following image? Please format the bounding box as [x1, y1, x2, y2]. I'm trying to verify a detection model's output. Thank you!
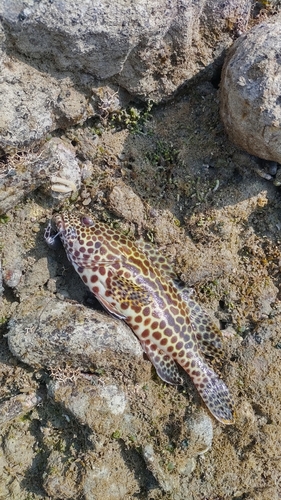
[109, 275, 152, 308]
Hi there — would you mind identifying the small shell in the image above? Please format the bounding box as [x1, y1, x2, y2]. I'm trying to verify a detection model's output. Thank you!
[254, 168, 272, 181]
[50, 176, 77, 194]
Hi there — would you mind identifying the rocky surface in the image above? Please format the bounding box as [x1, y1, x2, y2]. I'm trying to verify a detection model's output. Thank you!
[7, 296, 144, 376]
[0, 137, 81, 214]
[1, 76, 281, 498]
[220, 13, 281, 163]
[1, 2, 281, 500]
[0, 0, 253, 148]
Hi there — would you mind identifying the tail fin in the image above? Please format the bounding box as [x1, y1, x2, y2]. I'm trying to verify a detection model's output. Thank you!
[187, 357, 234, 424]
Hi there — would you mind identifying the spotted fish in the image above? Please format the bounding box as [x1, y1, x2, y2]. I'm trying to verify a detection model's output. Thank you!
[45, 212, 234, 424]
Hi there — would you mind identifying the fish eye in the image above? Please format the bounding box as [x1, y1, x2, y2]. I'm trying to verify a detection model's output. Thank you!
[81, 216, 95, 227]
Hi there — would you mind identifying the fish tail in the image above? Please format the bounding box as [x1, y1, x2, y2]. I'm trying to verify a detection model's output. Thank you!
[184, 357, 234, 424]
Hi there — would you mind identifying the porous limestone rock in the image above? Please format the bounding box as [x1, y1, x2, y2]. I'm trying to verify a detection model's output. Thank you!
[7, 296, 143, 374]
[220, 15, 281, 163]
[0, 0, 252, 148]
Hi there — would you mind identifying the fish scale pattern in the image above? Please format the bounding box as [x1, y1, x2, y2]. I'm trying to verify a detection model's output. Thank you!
[46, 212, 234, 424]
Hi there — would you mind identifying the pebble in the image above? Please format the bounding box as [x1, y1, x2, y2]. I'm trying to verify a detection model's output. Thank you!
[3, 267, 22, 288]
[185, 411, 213, 456]
[0, 392, 42, 426]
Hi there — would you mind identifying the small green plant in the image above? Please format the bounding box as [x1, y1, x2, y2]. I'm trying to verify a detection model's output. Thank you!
[110, 100, 153, 133]
[94, 367, 105, 376]
[166, 461, 175, 471]
[91, 125, 103, 136]
[0, 214, 9, 224]
[128, 435, 137, 444]
[199, 280, 219, 298]
[165, 443, 175, 453]
[146, 140, 179, 167]
[111, 430, 121, 439]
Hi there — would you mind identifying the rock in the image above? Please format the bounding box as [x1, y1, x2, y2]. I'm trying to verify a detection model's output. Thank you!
[47, 378, 129, 436]
[142, 444, 173, 493]
[3, 424, 36, 469]
[0, 53, 94, 149]
[185, 411, 213, 455]
[0, 392, 42, 426]
[0, 137, 81, 214]
[0, 0, 253, 148]
[0, 260, 4, 296]
[7, 294, 151, 437]
[108, 183, 146, 229]
[41, 138, 81, 199]
[43, 450, 82, 499]
[2, 0, 171, 80]
[7, 296, 144, 375]
[2, 238, 24, 289]
[220, 15, 281, 163]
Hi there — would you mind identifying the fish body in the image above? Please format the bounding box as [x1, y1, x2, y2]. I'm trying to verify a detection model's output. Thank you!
[46, 212, 234, 424]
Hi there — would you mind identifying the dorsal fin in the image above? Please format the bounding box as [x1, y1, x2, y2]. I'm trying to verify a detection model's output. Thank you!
[176, 286, 224, 360]
[136, 239, 178, 280]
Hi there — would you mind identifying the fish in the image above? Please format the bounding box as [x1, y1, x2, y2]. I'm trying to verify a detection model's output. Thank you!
[45, 212, 234, 424]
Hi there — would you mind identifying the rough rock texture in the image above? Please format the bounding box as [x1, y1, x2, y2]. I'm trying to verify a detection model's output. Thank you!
[0, 0, 253, 148]
[220, 14, 281, 163]
[2, 15, 281, 495]
[0, 46, 127, 150]
[108, 183, 146, 229]
[0, 137, 81, 214]
[7, 296, 143, 376]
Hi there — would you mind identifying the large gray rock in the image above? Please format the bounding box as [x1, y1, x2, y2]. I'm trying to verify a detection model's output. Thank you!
[7, 296, 143, 374]
[220, 15, 281, 163]
[0, 0, 252, 148]
[0, 36, 95, 149]
[1, 0, 176, 80]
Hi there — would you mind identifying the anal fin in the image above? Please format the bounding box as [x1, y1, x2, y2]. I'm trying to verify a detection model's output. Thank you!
[140, 341, 183, 386]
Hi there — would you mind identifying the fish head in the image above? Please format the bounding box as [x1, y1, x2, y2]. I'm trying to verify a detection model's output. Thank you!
[53, 212, 98, 264]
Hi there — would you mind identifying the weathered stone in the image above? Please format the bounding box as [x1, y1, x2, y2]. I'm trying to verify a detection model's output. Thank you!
[0, 0, 252, 148]
[2, 236, 24, 289]
[0, 54, 94, 149]
[43, 451, 82, 499]
[220, 15, 281, 163]
[0, 392, 42, 426]
[47, 378, 130, 437]
[0, 137, 81, 214]
[108, 183, 146, 229]
[185, 412, 213, 455]
[7, 296, 143, 375]
[40, 138, 81, 199]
